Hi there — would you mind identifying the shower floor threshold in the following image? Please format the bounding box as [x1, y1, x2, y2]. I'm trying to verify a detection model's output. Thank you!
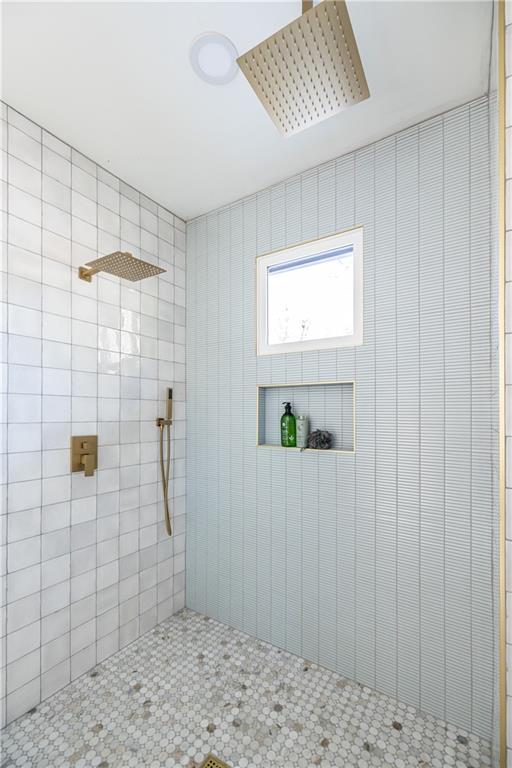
[2, 609, 492, 767]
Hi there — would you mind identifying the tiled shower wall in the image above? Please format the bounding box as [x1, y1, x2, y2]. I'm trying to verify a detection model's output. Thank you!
[186, 96, 497, 740]
[504, 2, 512, 763]
[0, 104, 186, 726]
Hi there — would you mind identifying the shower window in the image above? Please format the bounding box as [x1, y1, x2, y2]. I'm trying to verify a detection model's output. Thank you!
[257, 227, 363, 355]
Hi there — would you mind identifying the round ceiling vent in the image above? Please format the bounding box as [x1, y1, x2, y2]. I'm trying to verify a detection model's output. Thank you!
[189, 32, 239, 86]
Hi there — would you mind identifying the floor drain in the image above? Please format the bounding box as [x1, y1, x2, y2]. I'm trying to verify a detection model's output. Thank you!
[200, 754, 231, 768]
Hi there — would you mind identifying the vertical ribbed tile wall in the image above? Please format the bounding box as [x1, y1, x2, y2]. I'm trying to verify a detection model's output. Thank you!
[504, 2, 512, 764]
[186, 97, 496, 740]
[0, 104, 186, 725]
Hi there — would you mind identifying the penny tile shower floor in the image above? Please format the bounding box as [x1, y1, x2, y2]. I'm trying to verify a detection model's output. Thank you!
[2, 609, 491, 768]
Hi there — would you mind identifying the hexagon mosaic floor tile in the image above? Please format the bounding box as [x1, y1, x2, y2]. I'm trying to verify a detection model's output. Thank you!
[1, 609, 492, 768]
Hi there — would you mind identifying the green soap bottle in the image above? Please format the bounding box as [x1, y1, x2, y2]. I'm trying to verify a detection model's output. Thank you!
[281, 402, 297, 447]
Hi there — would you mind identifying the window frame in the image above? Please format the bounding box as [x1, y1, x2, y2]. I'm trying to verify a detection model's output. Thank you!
[256, 226, 364, 356]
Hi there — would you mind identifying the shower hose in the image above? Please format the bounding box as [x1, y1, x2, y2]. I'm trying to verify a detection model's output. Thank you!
[158, 420, 172, 537]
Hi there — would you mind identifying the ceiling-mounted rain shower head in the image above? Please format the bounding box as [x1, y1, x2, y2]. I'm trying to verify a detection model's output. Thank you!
[78, 252, 166, 283]
[237, 0, 369, 137]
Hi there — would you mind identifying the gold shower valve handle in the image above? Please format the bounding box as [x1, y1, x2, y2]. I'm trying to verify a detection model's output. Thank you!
[71, 435, 98, 477]
[80, 453, 95, 477]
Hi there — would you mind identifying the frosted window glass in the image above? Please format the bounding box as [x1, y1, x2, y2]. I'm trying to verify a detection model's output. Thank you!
[267, 247, 354, 345]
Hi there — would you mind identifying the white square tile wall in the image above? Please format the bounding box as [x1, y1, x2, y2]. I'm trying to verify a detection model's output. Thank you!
[0, 103, 186, 726]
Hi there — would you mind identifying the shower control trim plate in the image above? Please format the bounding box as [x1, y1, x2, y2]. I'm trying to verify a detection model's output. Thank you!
[71, 435, 98, 477]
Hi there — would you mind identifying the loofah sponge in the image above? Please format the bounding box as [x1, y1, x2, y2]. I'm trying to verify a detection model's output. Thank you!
[306, 430, 333, 450]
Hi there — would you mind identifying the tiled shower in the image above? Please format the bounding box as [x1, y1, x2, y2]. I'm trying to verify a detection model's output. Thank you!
[0, 104, 186, 724]
[0, 3, 509, 767]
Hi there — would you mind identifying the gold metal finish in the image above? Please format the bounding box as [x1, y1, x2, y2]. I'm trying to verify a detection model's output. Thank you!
[237, 0, 369, 136]
[70, 435, 98, 477]
[498, 1, 507, 765]
[156, 389, 173, 537]
[78, 251, 166, 283]
[256, 380, 356, 454]
[199, 755, 231, 768]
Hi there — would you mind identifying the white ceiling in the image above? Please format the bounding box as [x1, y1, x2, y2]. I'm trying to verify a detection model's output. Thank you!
[2, 1, 492, 220]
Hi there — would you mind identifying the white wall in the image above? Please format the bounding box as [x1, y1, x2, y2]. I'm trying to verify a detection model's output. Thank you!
[0, 103, 186, 725]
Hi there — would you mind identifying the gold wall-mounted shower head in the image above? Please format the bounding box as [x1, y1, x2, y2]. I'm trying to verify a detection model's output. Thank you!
[78, 252, 166, 283]
[237, 0, 369, 137]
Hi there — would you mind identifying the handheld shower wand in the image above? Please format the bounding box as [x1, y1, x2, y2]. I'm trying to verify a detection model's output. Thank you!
[156, 388, 173, 537]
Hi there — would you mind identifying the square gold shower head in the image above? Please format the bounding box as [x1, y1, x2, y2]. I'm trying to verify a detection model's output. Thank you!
[78, 251, 166, 282]
[237, 0, 369, 136]
[199, 755, 231, 768]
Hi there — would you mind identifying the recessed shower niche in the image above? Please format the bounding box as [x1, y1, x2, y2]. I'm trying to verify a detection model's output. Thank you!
[257, 381, 355, 453]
